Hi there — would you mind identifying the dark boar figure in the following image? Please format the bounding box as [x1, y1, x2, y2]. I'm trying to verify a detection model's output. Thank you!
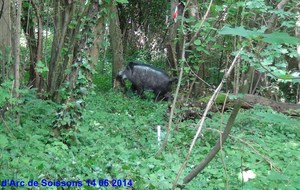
[116, 61, 176, 101]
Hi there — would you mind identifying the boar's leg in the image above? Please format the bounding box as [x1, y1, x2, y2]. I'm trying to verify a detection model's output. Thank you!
[131, 84, 138, 93]
[163, 92, 174, 101]
[154, 94, 164, 102]
[154, 91, 166, 102]
[135, 86, 146, 99]
[154, 91, 173, 102]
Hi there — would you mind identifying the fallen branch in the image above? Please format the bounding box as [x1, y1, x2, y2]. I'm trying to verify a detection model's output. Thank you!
[237, 94, 300, 116]
[197, 93, 300, 117]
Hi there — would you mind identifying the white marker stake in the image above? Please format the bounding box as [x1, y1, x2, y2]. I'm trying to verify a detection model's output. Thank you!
[157, 125, 161, 146]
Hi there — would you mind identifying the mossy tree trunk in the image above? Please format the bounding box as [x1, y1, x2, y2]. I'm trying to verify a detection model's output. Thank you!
[0, 1, 11, 82]
[109, 1, 124, 87]
[11, 0, 22, 125]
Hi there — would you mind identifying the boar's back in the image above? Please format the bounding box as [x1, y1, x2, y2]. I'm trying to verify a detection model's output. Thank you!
[127, 62, 171, 91]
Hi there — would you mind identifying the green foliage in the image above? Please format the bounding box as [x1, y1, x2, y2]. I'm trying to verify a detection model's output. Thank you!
[219, 26, 300, 45]
[0, 80, 15, 107]
[179, 0, 300, 101]
[115, 0, 129, 3]
[198, 93, 237, 104]
[53, 2, 99, 129]
[93, 60, 112, 92]
[1, 86, 299, 189]
[36, 61, 49, 78]
[2, 0, 300, 189]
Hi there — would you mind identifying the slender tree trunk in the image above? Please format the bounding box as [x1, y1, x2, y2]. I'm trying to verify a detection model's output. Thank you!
[295, 14, 300, 103]
[11, 0, 22, 125]
[166, 0, 180, 71]
[11, 0, 21, 96]
[109, 1, 124, 86]
[31, 0, 43, 93]
[0, 0, 11, 82]
[21, 0, 43, 92]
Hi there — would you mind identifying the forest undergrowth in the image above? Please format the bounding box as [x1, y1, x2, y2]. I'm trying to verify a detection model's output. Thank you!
[1, 83, 299, 189]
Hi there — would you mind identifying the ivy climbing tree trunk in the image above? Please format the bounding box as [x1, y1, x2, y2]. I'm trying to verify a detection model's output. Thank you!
[47, 0, 74, 98]
[45, 0, 98, 101]
[109, 1, 124, 87]
[53, 1, 101, 130]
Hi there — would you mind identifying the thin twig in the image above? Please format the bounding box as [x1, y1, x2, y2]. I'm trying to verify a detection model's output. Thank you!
[171, 48, 243, 189]
[220, 92, 230, 190]
[187, 0, 214, 47]
[205, 127, 281, 172]
[156, 66, 183, 156]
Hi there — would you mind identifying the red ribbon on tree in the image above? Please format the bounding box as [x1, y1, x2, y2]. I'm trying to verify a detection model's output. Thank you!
[172, 2, 184, 22]
[173, 4, 179, 20]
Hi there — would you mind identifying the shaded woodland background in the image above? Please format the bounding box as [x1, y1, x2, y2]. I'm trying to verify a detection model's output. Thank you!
[0, 0, 300, 189]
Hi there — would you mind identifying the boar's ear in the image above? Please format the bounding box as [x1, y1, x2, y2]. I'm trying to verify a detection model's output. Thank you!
[128, 62, 136, 70]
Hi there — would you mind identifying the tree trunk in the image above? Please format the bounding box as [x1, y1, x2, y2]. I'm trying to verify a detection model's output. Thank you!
[21, 0, 43, 92]
[166, 0, 180, 71]
[47, 0, 73, 96]
[109, 1, 124, 87]
[53, 1, 100, 129]
[46, 0, 87, 101]
[296, 15, 300, 103]
[31, 0, 43, 93]
[0, 0, 11, 82]
[88, 17, 104, 76]
[11, 0, 21, 97]
[11, 0, 22, 125]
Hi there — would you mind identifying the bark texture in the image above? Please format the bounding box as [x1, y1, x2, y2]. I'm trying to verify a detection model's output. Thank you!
[109, 2, 124, 87]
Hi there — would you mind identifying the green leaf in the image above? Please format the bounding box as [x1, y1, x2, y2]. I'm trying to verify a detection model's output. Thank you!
[254, 111, 298, 126]
[0, 135, 8, 148]
[194, 39, 201, 45]
[219, 26, 300, 45]
[262, 32, 300, 45]
[218, 26, 263, 38]
[278, 74, 300, 83]
[116, 0, 128, 3]
[36, 61, 49, 73]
